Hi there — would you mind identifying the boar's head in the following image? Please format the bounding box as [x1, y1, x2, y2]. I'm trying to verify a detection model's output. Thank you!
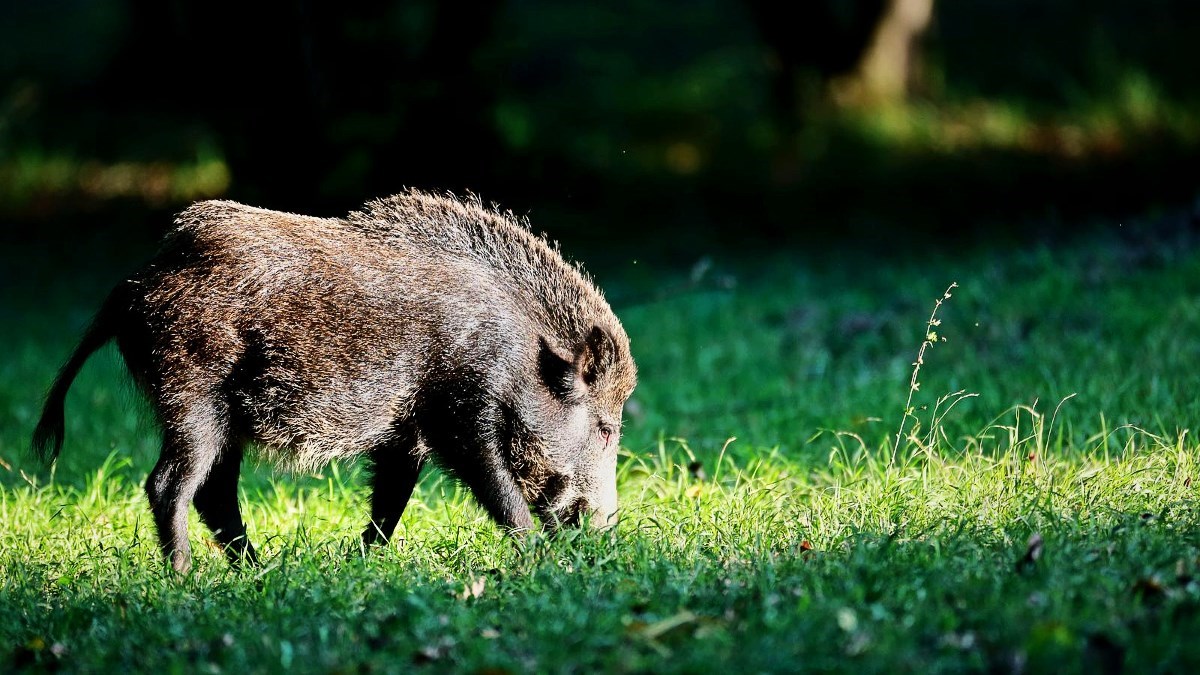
[528, 324, 636, 530]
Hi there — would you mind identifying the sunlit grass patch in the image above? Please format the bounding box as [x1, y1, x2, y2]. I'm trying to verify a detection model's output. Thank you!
[831, 70, 1200, 161]
[0, 148, 229, 214]
[2, 415, 1197, 672]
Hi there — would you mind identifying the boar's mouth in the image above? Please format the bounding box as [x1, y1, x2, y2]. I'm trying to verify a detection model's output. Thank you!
[532, 474, 584, 530]
[538, 497, 586, 531]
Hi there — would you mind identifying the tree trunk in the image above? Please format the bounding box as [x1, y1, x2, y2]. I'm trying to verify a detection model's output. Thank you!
[832, 0, 934, 106]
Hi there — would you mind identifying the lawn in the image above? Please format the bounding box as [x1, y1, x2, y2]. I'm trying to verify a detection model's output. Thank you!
[2, 210, 1200, 673]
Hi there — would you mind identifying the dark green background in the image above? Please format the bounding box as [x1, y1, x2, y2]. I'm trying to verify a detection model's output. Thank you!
[2, 0, 1198, 253]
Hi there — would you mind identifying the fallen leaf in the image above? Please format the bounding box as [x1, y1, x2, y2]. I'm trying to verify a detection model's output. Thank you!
[1016, 533, 1043, 572]
[1132, 575, 1166, 600]
[625, 609, 702, 656]
[457, 576, 486, 601]
[412, 637, 456, 664]
[638, 610, 698, 641]
[413, 645, 442, 664]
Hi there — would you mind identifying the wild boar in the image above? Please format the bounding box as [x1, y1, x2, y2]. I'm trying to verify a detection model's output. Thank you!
[32, 190, 637, 574]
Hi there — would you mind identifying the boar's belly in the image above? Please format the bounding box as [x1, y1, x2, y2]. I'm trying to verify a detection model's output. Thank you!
[230, 352, 420, 471]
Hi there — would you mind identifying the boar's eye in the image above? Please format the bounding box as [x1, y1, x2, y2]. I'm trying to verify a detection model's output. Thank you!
[597, 423, 615, 448]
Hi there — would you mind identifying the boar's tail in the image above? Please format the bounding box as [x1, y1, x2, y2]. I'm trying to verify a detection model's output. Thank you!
[32, 284, 129, 465]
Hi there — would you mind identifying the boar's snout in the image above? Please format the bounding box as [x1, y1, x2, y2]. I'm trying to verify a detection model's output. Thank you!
[590, 504, 619, 530]
[573, 434, 621, 531]
[536, 468, 619, 532]
[588, 477, 620, 530]
[548, 498, 618, 531]
[580, 463, 621, 530]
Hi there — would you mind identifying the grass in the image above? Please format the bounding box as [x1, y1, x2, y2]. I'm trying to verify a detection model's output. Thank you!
[0, 148, 231, 215]
[3, 210, 1200, 672]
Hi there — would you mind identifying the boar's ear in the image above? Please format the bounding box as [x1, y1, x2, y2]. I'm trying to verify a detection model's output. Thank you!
[580, 325, 617, 387]
[538, 327, 618, 402]
[539, 337, 584, 403]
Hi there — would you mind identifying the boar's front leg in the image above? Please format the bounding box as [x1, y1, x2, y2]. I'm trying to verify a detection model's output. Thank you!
[448, 438, 535, 533]
[464, 451, 536, 533]
[361, 432, 424, 548]
[419, 396, 535, 533]
[192, 444, 257, 567]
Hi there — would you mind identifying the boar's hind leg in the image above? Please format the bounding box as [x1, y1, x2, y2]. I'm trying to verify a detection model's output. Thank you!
[193, 444, 257, 567]
[361, 440, 424, 549]
[145, 398, 228, 575]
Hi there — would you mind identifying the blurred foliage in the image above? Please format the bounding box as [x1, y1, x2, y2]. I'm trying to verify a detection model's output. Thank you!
[0, 0, 1198, 239]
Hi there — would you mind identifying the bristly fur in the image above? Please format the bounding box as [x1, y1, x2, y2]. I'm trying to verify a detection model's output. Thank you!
[32, 189, 637, 572]
[346, 190, 612, 349]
